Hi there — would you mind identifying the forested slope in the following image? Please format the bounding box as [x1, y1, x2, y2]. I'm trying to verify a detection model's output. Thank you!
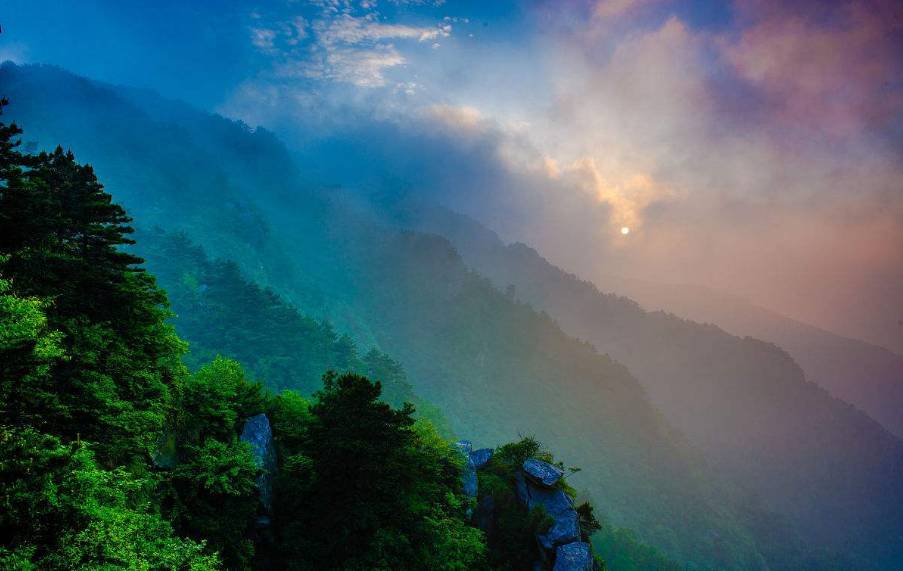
[593, 276, 903, 440]
[0, 62, 859, 569]
[404, 202, 903, 569]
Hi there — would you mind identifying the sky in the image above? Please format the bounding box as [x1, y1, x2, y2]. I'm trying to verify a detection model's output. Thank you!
[3, 0, 903, 353]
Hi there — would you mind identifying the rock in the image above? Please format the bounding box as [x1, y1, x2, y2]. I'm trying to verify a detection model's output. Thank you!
[523, 458, 564, 487]
[537, 512, 581, 552]
[240, 413, 278, 513]
[470, 447, 494, 469]
[532, 489, 580, 550]
[455, 440, 478, 498]
[553, 542, 593, 571]
[520, 476, 580, 552]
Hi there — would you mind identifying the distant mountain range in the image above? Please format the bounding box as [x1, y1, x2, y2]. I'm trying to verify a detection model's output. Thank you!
[397, 202, 903, 568]
[4, 61, 902, 570]
[592, 275, 903, 440]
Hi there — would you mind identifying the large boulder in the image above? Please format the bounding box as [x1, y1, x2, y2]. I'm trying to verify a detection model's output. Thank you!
[516, 465, 581, 554]
[531, 486, 580, 551]
[455, 440, 478, 497]
[471, 447, 494, 469]
[553, 542, 593, 571]
[523, 458, 564, 487]
[240, 413, 277, 512]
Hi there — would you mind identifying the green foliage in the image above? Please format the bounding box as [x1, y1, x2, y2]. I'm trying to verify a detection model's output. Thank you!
[0, 426, 218, 570]
[269, 372, 487, 570]
[0, 106, 186, 466]
[269, 389, 312, 452]
[162, 358, 266, 569]
[476, 438, 558, 570]
[577, 501, 602, 541]
[0, 267, 68, 430]
[0, 108, 226, 567]
[165, 437, 259, 569]
[179, 356, 266, 442]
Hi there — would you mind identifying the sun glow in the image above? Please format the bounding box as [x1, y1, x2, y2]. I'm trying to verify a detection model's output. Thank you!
[621, 226, 630, 235]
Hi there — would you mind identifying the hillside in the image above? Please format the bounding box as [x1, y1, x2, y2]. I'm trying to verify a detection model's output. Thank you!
[592, 276, 903, 440]
[0, 62, 791, 569]
[13, 61, 903, 568]
[402, 202, 903, 569]
[0, 127, 499, 569]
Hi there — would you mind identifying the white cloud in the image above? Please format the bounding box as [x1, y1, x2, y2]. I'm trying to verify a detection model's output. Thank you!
[247, 3, 452, 89]
[250, 27, 277, 51]
[318, 14, 450, 45]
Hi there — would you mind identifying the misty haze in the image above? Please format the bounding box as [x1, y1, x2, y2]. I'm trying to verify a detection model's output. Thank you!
[1, 1, 902, 570]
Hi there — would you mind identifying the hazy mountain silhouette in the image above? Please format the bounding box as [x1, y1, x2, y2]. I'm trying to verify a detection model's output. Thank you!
[4, 62, 902, 569]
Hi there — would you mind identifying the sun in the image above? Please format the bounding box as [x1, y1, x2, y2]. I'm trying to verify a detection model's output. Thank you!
[620, 226, 630, 235]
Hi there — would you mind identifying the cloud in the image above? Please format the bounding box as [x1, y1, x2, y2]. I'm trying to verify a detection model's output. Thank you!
[718, 1, 903, 137]
[250, 27, 278, 51]
[425, 104, 484, 131]
[312, 45, 406, 87]
[525, 1, 903, 347]
[566, 157, 677, 231]
[222, 0, 903, 350]
[247, 3, 452, 89]
[594, 0, 661, 21]
[317, 14, 451, 44]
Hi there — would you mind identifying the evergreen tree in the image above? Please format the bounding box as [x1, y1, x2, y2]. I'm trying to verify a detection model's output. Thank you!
[0, 101, 183, 466]
[163, 358, 266, 570]
[272, 372, 486, 570]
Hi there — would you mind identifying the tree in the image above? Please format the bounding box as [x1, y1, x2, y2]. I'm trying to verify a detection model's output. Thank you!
[178, 356, 266, 442]
[0, 262, 67, 428]
[0, 426, 218, 570]
[0, 106, 185, 466]
[163, 358, 266, 570]
[271, 372, 487, 570]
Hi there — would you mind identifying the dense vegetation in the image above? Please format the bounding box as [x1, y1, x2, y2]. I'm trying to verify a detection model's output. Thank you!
[0, 64, 766, 569]
[0, 100, 643, 570]
[134, 229, 432, 415]
[7, 62, 902, 569]
[0, 105, 485, 569]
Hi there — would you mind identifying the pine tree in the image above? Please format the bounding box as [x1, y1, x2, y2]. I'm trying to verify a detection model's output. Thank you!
[0, 102, 184, 466]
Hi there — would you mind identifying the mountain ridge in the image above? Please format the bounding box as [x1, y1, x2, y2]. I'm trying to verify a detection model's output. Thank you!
[1, 61, 891, 569]
[397, 200, 903, 568]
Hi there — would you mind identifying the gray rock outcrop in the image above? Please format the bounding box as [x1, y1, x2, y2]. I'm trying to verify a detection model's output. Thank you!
[459, 443, 594, 570]
[240, 413, 278, 513]
[524, 458, 564, 487]
[455, 440, 479, 498]
[553, 542, 593, 571]
[471, 447, 494, 469]
[516, 470, 580, 551]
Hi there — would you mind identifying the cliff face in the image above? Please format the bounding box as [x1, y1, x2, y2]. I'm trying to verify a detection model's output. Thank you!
[458, 441, 595, 571]
[240, 414, 278, 516]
